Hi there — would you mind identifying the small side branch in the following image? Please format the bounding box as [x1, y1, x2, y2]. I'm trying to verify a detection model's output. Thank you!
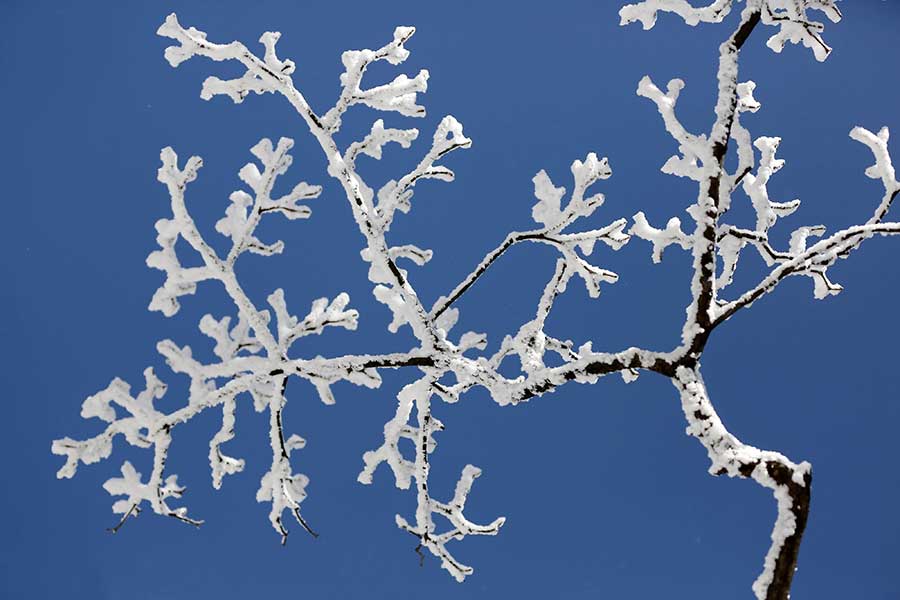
[256, 375, 316, 543]
[106, 503, 140, 534]
[434, 154, 628, 317]
[715, 221, 900, 325]
[620, 0, 734, 29]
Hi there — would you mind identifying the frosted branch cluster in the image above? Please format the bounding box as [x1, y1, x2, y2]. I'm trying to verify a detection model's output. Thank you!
[55, 5, 898, 599]
[621, 0, 842, 61]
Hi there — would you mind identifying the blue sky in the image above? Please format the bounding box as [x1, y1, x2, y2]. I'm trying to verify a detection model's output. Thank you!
[2, 1, 900, 598]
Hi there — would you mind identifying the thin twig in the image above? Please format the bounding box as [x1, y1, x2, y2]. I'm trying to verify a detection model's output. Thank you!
[107, 504, 140, 534]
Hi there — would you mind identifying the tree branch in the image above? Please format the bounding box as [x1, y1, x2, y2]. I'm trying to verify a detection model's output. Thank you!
[673, 366, 811, 600]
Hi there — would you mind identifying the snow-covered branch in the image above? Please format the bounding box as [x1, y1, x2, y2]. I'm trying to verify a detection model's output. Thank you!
[52, 368, 254, 526]
[673, 367, 811, 600]
[218, 137, 322, 265]
[258, 374, 317, 542]
[374, 115, 472, 232]
[620, 0, 734, 29]
[637, 75, 713, 183]
[630, 212, 693, 263]
[55, 133, 436, 540]
[321, 26, 425, 132]
[628, 9, 762, 347]
[344, 119, 419, 169]
[433, 153, 629, 318]
[268, 289, 359, 354]
[711, 124, 900, 322]
[717, 220, 900, 323]
[55, 7, 899, 599]
[361, 377, 504, 581]
[621, 0, 842, 61]
[852, 126, 900, 224]
[760, 0, 842, 63]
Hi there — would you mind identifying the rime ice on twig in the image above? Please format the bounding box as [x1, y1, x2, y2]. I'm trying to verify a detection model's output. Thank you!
[638, 76, 713, 183]
[631, 212, 693, 264]
[620, 0, 842, 61]
[321, 25, 425, 133]
[709, 124, 900, 315]
[395, 463, 505, 582]
[528, 155, 629, 298]
[268, 288, 359, 354]
[852, 126, 900, 224]
[433, 152, 629, 321]
[374, 115, 471, 232]
[145, 13, 634, 575]
[52, 368, 204, 526]
[620, 0, 734, 29]
[218, 137, 322, 264]
[55, 132, 403, 541]
[618, 4, 898, 598]
[258, 378, 317, 542]
[673, 368, 811, 600]
[345, 119, 419, 169]
[496, 260, 574, 379]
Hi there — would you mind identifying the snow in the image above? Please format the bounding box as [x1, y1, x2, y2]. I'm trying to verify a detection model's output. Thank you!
[54, 6, 900, 598]
[621, 0, 842, 61]
[631, 212, 693, 264]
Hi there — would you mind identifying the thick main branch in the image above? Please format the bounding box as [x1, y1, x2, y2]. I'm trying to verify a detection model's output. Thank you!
[673, 366, 811, 600]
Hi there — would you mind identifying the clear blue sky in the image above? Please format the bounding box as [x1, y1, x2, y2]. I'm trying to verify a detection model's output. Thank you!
[2, 1, 899, 598]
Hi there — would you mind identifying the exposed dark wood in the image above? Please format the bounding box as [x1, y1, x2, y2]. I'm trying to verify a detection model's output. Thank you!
[764, 462, 812, 600]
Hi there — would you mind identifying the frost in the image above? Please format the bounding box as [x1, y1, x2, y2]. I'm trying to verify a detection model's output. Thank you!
[55, 8, 900, 599]
[637, 76, 713, 182]
[375, 115, 472, 231]
[851, 126, 900, 223]
[321, 25, 425, 132]
[620, 0, 733, 29]
[675, 368, 811, 600]
[631, 212, 693, 263]
[345, 119, 419, 168]
[360, 377, 504, 581]
[103, 461, 200, 526]
[492, 153, 630, 299]
[761, 0, 842, 63]
[268, 288, 359, 352]
[531, 170, 568, 228]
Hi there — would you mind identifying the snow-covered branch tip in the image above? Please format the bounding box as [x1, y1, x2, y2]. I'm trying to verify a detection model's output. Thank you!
[148, 139, 320, 318]
[674, 367, 811, 600]
[430, 152, 629, 320]
[361, 378, 503, 582]
[638, 76, 713, 182]
[322, 25, 427, 132]
[345, 119, 419, 169]
[158, 14, 296, 103]
[268, 289, 359, 354]
[631, 212, 693, 264]
[258, 383, 317, 543]
[621, 0, 735, 30]
[851, 126, 900, 224]
[528, 154, 629, 298]
[373, 115, 472, 232]
[620, 0, 842, 62]
[218, 137, 322, 265]
[396, 464, 505, 582]
[634, 37, 900, 316]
